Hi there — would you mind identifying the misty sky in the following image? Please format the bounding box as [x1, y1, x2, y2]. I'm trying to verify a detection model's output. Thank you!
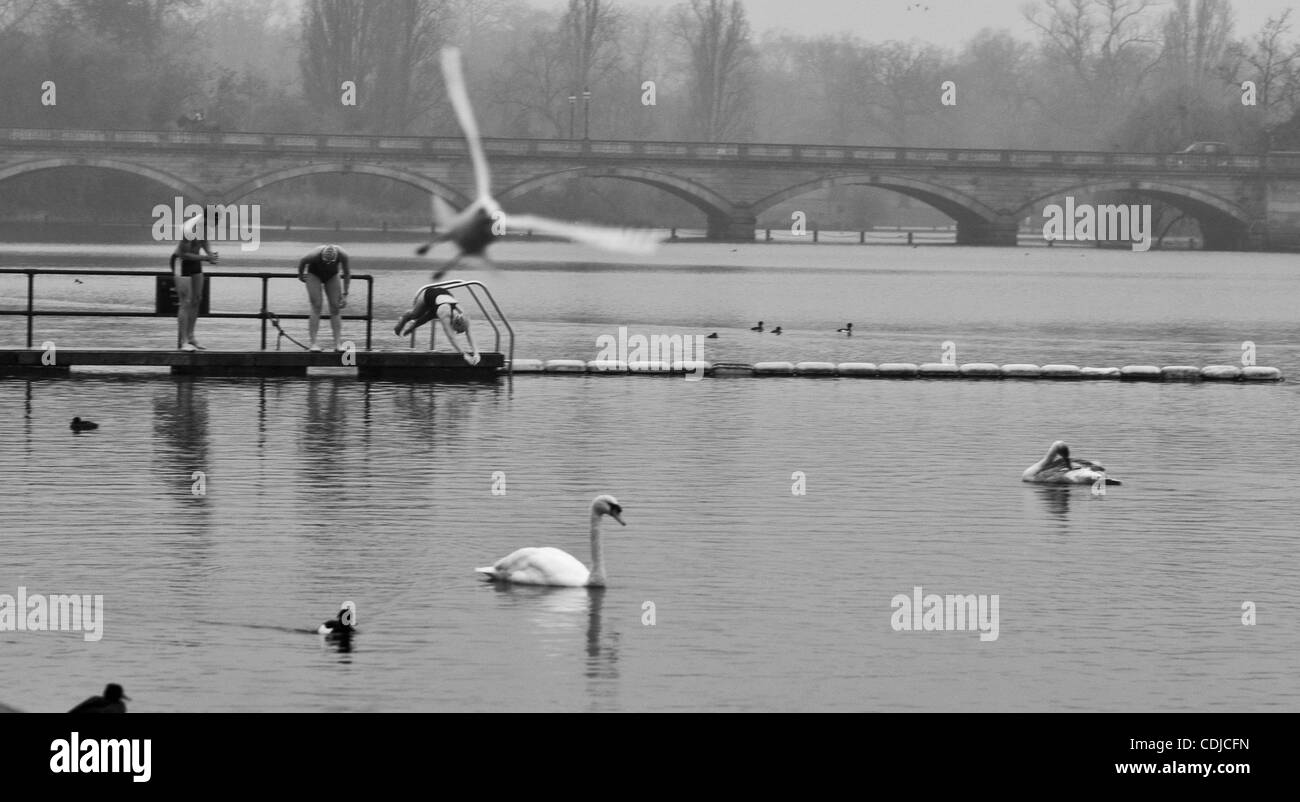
[539, 0, 1297, 47]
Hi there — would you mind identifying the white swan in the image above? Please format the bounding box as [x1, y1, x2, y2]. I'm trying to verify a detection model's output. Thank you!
[476, 495, 626, 587]
[1022, 441, 1121, 485]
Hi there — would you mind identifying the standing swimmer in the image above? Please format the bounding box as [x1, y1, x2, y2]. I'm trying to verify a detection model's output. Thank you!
[393, 284, 481, 365]
[297, 244, 351, 352]
[170, 221, 218, 351]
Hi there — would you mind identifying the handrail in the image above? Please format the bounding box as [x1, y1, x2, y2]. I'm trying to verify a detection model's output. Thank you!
[0, 268, 374, 350]
[407, 280, 515, 373]
[3, 126, 1297, 173]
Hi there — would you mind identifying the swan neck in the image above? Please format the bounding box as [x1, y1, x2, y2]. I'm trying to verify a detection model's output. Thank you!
[588, 509, 606, 585]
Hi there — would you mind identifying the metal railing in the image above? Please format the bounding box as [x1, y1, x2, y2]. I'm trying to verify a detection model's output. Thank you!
[407, 280, 514, 372]
[4, 126, 1297, 173]
[0, 268, 374, 350]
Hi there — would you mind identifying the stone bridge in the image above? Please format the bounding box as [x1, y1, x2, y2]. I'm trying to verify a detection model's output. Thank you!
[3, 127, 1300, 249]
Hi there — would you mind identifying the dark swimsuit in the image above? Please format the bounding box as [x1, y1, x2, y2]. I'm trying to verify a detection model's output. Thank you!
[303, 248, 343, 282]
[424, 286, 457, 313]
[172, 240, 208, 277]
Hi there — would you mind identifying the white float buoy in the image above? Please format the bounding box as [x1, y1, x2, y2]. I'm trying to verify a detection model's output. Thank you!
[836, 362, 878, 377]
[959, 363, 1002, 378]
[671, 360, 712, 375]
[1120, 365, 1162, 381]
[1200, 365, 1242, 381]
[1041, 364, 1082, 379]
[1160, 365, 1202, 381]
[1080, 367, 1121, 379]
[628, 360, 670, 374]
[1001, 364, 1041, 378]
[753, 361, 795, 376]
[918, 363, 960, 378]
[544, 359, 586, 373]
[1242, 366, 1283, 382]
[877, 362, 919, 377]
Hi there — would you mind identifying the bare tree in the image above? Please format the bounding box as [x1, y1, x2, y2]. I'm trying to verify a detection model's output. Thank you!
[862, 41, 948, 145]
[1024, 0, 1163, 101]
[368, 1, 449, 133]
[671, 0, 753, 141]
[1023, 0, 1164, 147]
[299, 0, 449, 133]
[1162, 0, 1234, 85]
[619, 7, 671, 139]
[562, 0, 621, 97]
[491, 11, 573, 137]
[300, 0, 375, 130]
[1229, 11, 1300, 149]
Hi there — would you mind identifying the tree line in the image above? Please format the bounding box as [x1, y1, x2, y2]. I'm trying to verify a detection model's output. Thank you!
[2, 0, 1298, 152]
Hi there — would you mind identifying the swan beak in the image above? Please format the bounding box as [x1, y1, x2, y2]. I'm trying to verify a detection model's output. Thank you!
[610, 512, 626, 526]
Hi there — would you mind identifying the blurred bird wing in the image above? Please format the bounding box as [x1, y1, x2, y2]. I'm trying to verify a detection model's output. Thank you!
[431, 194, 457, 229]
[440, 47, 492, 202]
[181, 213, 203, 238]
[506, 214, 662, 255]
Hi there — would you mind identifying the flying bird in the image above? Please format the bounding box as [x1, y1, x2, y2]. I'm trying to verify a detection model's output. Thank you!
[416, 48, 661, 280]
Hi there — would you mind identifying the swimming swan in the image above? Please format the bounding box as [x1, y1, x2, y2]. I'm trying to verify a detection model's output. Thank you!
[476, 495, 625, 587]
[1022, 441, 1121, 485]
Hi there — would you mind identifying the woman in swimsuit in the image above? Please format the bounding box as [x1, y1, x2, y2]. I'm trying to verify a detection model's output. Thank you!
[393, 285, 480, 365]
[297, 244, 351, 352]
[170, 233, 218, 351]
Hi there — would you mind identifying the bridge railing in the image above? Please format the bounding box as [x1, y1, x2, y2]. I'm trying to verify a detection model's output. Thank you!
[4, 127, 1299, 172]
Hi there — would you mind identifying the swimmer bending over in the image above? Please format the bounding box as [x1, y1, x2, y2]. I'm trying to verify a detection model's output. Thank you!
[297, 244, 351, 351]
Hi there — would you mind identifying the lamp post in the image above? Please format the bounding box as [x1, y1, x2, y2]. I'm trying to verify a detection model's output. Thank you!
[582, 87, 591, 140]
[568, 94, 577, 140]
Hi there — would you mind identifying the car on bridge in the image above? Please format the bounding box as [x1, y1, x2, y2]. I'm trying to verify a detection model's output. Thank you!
[1173, 141, 1230, 166]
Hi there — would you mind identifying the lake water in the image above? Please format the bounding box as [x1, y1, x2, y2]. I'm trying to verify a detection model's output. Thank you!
[0, 238, 1296, 712]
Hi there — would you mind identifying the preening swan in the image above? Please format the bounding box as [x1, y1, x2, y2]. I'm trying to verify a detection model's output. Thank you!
[476, 495, 626, 587]
[1022, 441, 1121, 485]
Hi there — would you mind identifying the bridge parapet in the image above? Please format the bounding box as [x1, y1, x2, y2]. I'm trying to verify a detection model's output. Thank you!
[3, 127, 1297, 174]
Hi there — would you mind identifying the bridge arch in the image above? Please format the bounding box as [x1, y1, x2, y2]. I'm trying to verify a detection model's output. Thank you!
[753, 173, 1003, 223]
[498, 166, 742, 231]
[1017, 180, 1252, 249]
[751, 173, 1013, 244]
[0, 157, 205, 199]
[223, 163, 471, 207]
